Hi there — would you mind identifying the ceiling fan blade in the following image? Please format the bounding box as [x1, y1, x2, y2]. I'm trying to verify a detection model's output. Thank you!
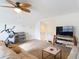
[0, 6, 15, 8]
[6, 0, 16, 7]
[21, 8, 31, 13]
[25, 9, 31, 13]
[19, 3, 31, 8]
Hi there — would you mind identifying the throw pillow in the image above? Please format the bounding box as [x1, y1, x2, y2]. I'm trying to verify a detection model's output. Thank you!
[8, 44, 21, 54]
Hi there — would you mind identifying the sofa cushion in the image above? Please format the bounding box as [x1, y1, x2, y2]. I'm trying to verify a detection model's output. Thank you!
[77, 47, 79, 59]
[67, 46, 78, 59]
[0, 44, 21, 59]
[8, 44, 21, 54]
[77, 53, 79, 59]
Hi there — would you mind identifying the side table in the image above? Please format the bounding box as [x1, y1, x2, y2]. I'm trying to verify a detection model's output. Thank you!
[42, 46, 62, 59]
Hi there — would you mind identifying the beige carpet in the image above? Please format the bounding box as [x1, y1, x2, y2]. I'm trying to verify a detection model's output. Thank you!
[19, 40, 71, 59]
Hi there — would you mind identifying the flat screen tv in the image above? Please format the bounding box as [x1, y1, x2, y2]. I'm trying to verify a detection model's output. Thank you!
[56, 26, 73, 37]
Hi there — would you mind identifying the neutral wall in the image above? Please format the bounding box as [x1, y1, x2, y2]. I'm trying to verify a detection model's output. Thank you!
[34, 12, 79, 41]
[40, 12, 79, 41]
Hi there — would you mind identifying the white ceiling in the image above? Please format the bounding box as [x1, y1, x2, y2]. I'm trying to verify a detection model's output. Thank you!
[0, 0, 79, 32]
[0, 0, 45, 27]
[0, 0, 79, 17]
[15, 0, 79, 17]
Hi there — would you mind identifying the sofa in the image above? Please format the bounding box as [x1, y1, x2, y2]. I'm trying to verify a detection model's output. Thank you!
[67, 46, 79, 59]
[0, 41, 38, 59]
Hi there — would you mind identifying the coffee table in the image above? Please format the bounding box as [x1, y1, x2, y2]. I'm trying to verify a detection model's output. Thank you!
[42, 46, 62, 59]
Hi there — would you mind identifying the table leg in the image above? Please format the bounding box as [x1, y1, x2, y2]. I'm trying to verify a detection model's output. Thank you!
[54, 55, 56, 59]
[42, 50, 43, 59]
[60, 50, 62, 59]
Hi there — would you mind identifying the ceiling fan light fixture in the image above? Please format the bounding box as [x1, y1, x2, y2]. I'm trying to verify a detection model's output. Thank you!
[14, 8, 22, 13]
[1, 0, 31, 13]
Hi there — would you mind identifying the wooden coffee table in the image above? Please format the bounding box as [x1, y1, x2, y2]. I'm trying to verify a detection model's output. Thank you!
[42, 46, 62, 59]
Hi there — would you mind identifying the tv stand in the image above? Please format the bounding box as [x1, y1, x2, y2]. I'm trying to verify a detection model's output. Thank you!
[56, 35, 74, 47]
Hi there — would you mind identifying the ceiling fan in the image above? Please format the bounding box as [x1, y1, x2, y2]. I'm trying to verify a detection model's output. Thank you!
[0, 0, 31, 13]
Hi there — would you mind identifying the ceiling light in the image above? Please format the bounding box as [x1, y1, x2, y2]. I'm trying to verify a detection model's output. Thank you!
[14, 8, 22, 13]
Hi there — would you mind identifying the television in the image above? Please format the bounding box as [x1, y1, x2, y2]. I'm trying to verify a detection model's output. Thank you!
[56, 26, 73, 37]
